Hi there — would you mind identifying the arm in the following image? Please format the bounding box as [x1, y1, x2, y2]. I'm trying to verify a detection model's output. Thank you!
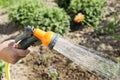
[0, 40, 29, 64]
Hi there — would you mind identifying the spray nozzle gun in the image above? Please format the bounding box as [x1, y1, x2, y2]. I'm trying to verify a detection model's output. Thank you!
[6, 26, 59, 80]
[15, 26, 59, 50]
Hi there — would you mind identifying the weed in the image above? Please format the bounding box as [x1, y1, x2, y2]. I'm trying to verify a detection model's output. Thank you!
[95, 15, 120, 35]
[40, 54, 50, 62]
[48, 66, 58, 79]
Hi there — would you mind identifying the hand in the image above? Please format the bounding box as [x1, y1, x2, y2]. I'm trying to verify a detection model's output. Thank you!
[0, 40, 30, 64]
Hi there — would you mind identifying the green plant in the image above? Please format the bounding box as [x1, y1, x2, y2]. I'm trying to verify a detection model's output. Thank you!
[41, 7, 70, 34]
[40, 54, 49, 62]
[9, 0, 70, 34]
[67, 0, 82, 15]
[0, 60, 5, 77]
[48, 66, 58, 79]
[115, 36, 120, 41]
[55, 0, 106, 26]
[95, 15, 120, 35]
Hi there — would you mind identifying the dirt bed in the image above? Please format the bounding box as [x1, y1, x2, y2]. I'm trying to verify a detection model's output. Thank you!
[0, 0, 120, 80]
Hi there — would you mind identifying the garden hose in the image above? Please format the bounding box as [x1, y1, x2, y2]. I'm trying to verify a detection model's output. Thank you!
[5, 62, 10, 80]
[5, 26, 59, 80]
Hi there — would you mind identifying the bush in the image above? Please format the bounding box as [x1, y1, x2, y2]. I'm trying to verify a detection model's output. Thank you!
[9, 0, 70, 34]
[55, 0, 106, 25]
[0, 60, 5, 77]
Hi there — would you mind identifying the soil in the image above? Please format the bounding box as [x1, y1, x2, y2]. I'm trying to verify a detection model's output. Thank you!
[0, 0, 120, 80]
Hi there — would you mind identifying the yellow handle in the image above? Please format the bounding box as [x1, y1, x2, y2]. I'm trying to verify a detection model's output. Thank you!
[5, 62, 11, 80]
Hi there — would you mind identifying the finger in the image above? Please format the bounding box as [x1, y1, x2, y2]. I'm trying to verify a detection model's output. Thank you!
[15, 49, 30, 57]
[8, 40, 16, 46]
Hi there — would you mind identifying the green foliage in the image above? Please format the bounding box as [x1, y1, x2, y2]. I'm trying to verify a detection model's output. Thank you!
[41, 7, 70, 34]
[95, 15, 120, 35]
[115, 36, 120, 41]
[55, 0, 106, 25]
[48, 66, 58, 79]
[67, 0, 82, 14]
[40, 54, 49, 62]
[9, 0, 70, 34]
[0, 60, 5, 77]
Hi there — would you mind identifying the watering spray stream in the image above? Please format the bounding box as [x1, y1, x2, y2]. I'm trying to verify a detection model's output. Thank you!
[53, 37, 120, 79]
[5, 26, 120, 80]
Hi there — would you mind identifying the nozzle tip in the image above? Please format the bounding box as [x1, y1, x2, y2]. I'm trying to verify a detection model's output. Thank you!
[48, 34, 59, 49]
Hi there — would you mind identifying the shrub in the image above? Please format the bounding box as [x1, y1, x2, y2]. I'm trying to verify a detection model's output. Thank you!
[9, 0, 70, 34]
[0, 60, 5, 77]
[41, 7, 70, 34]
[55, 0, 106, 25]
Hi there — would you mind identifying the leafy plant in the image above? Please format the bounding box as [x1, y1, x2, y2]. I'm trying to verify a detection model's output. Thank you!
[95, 15, 120, 35]
[55, 0, 106, 26]
[40, 54, 49, 62]
[48, 66, 58, 79]
[115, 36, 120, 41]
[0, 60, 5, 77]
[67, 0, 82, 15]
[9, 0, 70, 34]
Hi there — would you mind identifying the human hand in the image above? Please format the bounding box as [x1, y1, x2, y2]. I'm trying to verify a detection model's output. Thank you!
[0, 40, 30, 64]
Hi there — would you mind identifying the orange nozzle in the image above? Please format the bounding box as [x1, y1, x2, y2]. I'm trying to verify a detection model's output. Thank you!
[33, 29, 55, 47]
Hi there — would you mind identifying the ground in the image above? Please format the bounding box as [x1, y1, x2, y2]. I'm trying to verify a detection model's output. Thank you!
[0, 0, 120, 80]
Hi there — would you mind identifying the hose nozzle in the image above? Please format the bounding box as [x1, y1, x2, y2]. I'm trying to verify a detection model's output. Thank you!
[33, 28, 59, 49]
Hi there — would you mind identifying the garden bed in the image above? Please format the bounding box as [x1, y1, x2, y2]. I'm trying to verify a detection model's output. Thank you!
[0, 0, 120, 80]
